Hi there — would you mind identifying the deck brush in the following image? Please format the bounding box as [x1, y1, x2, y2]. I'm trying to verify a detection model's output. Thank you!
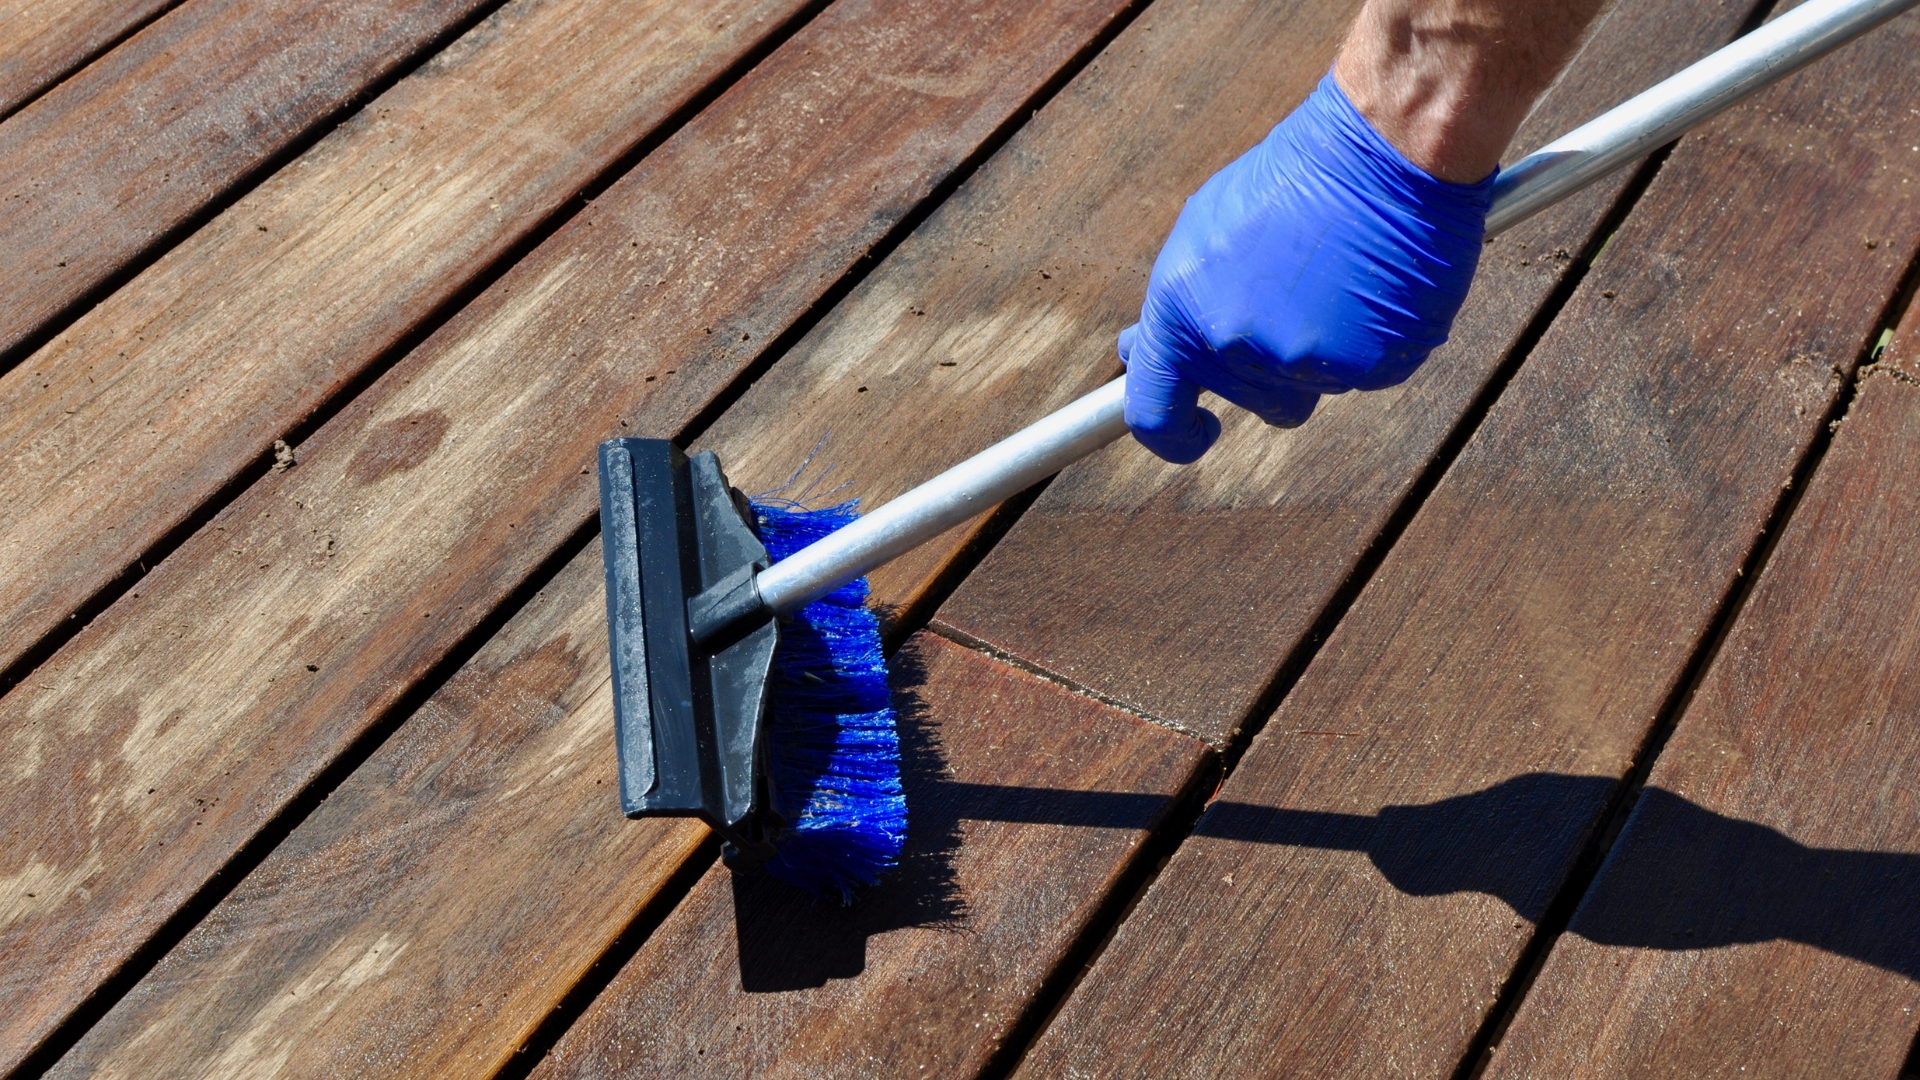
[596, 439, 913, 902]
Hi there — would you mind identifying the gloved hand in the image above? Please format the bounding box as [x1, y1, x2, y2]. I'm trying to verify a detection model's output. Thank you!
[1121, 72, 1497, 463]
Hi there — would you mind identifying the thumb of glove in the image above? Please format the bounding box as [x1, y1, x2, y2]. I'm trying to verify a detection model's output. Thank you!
[1120, 322, 1221, 464]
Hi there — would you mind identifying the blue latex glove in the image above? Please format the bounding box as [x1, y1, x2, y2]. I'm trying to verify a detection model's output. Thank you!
[1121, 72, 1497, 463]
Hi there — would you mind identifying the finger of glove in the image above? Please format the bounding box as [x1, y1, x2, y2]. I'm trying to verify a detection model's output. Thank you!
[1123, 337, 1221, 464]
[1118, 323, 1141, 364]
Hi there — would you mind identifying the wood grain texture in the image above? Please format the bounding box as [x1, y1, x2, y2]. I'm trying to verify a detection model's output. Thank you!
[43, 544, 709, 1080]
[0, 0, 807, 681]
[1010, 10, 1920, 1079]
[0, 0, 494, 363]
[0, 0, 175, 119]
[0, 0, 1136, 1065]
[1477, 312, 1920, 1080]
[696, 0, 1359, 620]
[934, 0, 1758, 747]
[528, 632, 1207, 1080]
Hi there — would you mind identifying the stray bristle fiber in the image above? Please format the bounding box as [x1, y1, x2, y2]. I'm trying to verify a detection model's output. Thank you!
[752, 498, 906, 902]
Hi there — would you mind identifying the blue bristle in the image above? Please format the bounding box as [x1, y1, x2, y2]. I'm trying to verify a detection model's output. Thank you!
[751, 498, 906, 903]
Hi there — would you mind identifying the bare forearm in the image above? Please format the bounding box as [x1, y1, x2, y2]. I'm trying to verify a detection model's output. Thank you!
[1334, 0, 1611, 182]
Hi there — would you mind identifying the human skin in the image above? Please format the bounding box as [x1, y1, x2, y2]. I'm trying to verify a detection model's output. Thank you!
[1335, 0, 1613, 182]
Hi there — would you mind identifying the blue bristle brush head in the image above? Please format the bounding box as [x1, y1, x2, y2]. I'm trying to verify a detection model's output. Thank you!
[750, 499, 907, 903]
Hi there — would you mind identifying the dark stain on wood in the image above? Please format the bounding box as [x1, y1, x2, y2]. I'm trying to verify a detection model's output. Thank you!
[347, 410, 450, 485]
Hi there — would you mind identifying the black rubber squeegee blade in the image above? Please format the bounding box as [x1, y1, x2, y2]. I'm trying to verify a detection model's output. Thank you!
[598, 439, 780, 865]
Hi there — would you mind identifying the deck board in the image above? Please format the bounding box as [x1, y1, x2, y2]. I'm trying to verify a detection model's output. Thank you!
[1477, 309, 1920, 1079]
[0, 0, 1139, 1066]
[0, 0, 500, 365]
[933, 0, 1759, 747]
[1008, 8, 1920, 1077]
[0, 0, 809, 685]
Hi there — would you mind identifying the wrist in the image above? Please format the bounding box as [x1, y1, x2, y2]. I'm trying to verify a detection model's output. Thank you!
[1333, 29, 1510, 183]
[1332, 0, 1608, 184]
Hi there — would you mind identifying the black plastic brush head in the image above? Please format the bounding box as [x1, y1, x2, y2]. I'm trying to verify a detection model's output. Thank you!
[597, 439, 780, 862]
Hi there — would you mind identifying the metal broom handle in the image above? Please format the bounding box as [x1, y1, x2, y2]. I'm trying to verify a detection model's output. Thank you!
[752, 0, 1919, 617]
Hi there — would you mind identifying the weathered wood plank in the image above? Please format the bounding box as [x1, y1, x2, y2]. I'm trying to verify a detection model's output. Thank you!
[0, 0, 809, 682]
[0, 0, 174, 120]
[45, 544, 710, 1079]
[1010, 10, 1920, 1078]
[528, 632, 1206, 1080]
[0, 0, 496, 364]
[1477, 314, 1920, 1080]
[933, 0, 1761, 746]
[0, 0, 1137, 1065]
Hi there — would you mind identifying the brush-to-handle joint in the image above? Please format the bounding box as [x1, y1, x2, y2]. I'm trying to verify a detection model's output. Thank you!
[688, 562, 772, 649]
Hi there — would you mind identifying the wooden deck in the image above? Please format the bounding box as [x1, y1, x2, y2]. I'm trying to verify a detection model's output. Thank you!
[3, 0, 1919, 1075]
